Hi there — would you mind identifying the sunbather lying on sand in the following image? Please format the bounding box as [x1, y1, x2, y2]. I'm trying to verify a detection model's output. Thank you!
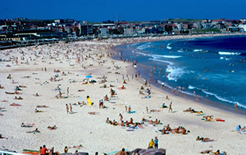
[171, 126, 190, 134]
[47, 125, 57, 130]
[21, 123, 34, 127]
[10, 103, 21, 106]
[0, 85, 4, 89]
[68, 145, 83, 149]
[78, 101, 86, 105]
[200, 150, 213, 154]
[100, 84, 108, 88]
[35, 109, 43, 113]
[203, 115, 214, 121]
[183, 107, 203, 114]
[37, 105, 49, 108]
[5, 91, 22, 95]
[88, 112, 99, 115]
[78, 89, 85, 92]
[150, 109, 161, 113]
[19, 85, 27, 88]
[142, 118, 161, 125]
[1, 100, 8, 102]
[0, 134, 8, 139]
[26, 128, 40, 133]
[196, 136, 215, 142]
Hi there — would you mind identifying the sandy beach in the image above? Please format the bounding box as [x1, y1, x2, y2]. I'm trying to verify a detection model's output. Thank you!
[0, 34, 245, 155]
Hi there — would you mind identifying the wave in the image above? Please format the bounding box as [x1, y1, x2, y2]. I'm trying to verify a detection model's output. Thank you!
[166, 43, 172, 49]
[149, 58, 173, 65]
[220, 57, 230, 60]
[188, 85, 195, 89]
[166, 65, 187, 81]
[193, 49, 203, 52]
[202, 90, 246, 109]
[152, 54, 182, 59]
[136, 42, 152, 50]
[218, 51, 241, 55]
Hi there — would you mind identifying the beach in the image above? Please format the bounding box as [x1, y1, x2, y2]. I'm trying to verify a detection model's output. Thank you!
[0, 34, 245, 155]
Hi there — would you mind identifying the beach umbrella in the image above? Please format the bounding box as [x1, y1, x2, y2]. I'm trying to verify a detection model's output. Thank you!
[85, 75, 92, 79]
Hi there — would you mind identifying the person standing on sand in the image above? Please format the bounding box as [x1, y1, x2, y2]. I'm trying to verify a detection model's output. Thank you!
[154, 136, 158, 148]
[67, 87, 69, 95]
[169, 102, 173, 113]
[66, 104, 69, 114]
[148, 139, 154, 149]
[69, 103, 72, 112]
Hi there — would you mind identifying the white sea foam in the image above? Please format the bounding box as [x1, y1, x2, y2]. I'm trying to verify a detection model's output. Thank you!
[218, 51, 241, 55]
[193, 49, 203, 52]
[166, 43, 172, 49]
[151, 54, 182, 59]
[188, 85, 195, 89]
[149, 58, 173, 65]
[220, 57, 230, 60]
[202, 90, 246, 109]
[166, 65, 187, 81]
[136, 42, 152, 50]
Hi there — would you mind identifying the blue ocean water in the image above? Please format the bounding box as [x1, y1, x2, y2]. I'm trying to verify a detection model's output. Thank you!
[115, 35, 246, 110]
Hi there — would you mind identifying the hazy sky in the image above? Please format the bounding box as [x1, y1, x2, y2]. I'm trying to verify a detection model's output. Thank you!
[1, 0, 245, 22]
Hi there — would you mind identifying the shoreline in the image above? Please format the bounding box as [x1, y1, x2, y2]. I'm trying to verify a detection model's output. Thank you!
[0, 34, 245, 155]
[112, 35, 246, 116]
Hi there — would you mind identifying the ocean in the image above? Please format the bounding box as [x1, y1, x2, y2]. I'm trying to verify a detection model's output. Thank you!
[114, 35, 246, 111]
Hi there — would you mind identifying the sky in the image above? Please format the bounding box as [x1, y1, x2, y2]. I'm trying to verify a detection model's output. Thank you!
[1, 0, 246, 22]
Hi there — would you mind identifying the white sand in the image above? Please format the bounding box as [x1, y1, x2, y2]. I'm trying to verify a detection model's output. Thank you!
[0, 34, 245, 155]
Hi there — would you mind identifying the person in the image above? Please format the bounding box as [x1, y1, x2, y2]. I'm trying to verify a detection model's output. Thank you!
[74, 150, 78, 155]
[99, 100, 103, 108]
[64, 146, 68, 153]
[47, 125, 57, 130]
[39, 146, 42, 155]
[40, 145, 48, 155]
[35, 109, 42, 113]
[67, 87, 69, 95]
[168, 102, 173, 113]
[120, 148, 125, 155]
[128, 106, 131, 113]
[66, 104, 69, 114]
[104, 95, 109, 101]
[162, 103, 167, 108]
[119, 113, 123, 121]
[154, 136, 158, 148]
[106, 117, 110, 123]
[69, 103, 72, 112]
[166, 124, 172, 132]
[129, 118, 134, 125]
[148, 139, 154, 149]
[49, 147, 60, 155]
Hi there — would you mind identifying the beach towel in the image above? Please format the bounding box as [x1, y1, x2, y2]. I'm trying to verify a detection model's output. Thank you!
[129, 111, 136, 114]
[216, 119, 225, 122]
[196, 114, 205, 116]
